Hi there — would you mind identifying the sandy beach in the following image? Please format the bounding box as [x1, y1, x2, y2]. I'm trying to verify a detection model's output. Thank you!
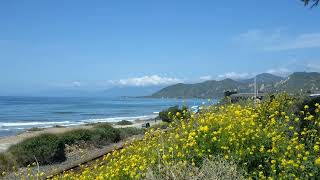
[0, 118, 159, 153]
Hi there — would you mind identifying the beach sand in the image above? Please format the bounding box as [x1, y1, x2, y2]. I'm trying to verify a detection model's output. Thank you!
[0, 118, 159, 153]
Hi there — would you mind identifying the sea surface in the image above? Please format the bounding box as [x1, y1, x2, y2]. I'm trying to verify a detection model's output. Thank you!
[0, 96, 213, 137]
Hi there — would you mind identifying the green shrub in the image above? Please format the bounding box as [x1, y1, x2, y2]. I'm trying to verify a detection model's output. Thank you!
[159, 106, 190, 123]
[59, 129, 93, 145]
[92, 123, 121, 146]
[116, 120, 133, 126]
[151, 122, 169, 130]
[59, 125, 121, 147]
[27, 127, 43, 132]
[119, 127, 144, 139]
[0, 153, 15, 174]
[145, 157, 244, 180]
[8, 134, 65, 166]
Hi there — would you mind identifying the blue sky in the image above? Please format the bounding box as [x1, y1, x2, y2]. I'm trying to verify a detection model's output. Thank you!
[1, 0, 320, 95]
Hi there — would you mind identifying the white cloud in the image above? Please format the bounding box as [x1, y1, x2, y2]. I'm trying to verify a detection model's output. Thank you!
[199, 75, 213, 81]
[265, 60, 320, 76]
[234, 29, 320, 51]
[108, 75, 182, 87]
[217, 72, 252, 80]
[233, 29, 281, 46]
[266, 33, 320, 51]
[266, 68, 291, 76]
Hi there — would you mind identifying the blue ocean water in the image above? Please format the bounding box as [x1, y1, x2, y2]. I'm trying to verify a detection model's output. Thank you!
[0, 96, 212, 137]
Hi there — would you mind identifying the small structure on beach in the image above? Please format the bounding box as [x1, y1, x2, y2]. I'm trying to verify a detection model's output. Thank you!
[141, 122, 150, 128]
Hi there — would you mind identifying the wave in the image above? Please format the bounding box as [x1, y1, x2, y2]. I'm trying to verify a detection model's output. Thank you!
[52, 111, 79, 114]
[0, 121, 71, 127]
[0, 115, 157, 131]
[80, 115, 157, 123]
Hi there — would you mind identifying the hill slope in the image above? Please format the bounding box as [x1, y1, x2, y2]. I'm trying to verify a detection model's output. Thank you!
[150, 72, 320, 98]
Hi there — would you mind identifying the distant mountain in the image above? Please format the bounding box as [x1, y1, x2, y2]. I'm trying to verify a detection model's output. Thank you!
[150, 72, 320, 99]
[274, 72, 320, 93]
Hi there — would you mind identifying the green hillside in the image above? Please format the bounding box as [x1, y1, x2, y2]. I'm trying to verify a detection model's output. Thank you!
[150, 72, 320, 98]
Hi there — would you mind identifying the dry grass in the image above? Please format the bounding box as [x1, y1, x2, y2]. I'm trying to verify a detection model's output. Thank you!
[145, 157, 244, 180]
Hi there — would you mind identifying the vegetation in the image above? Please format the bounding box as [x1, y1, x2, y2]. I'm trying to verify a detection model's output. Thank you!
[151, 72, 320, 99]
[27, 127, 43, 131]
[151, 121, 169, 130]
[53, 93, 320, 179]
[145, 157, 244, 180]
[158, 105, 189, 123]
[9, 134, 65, 166]
[119, 127, 145, 139]
[116, 120, 134, 126]
[0, 124, 145, 175]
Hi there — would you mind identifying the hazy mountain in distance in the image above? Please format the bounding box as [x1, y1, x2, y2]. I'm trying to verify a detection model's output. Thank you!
[150, 72, 320, 99]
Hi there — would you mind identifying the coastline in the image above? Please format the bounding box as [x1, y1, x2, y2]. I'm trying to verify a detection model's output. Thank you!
[0, 118, 159, 153]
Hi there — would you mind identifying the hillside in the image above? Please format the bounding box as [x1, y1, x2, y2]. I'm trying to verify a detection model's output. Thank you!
[274, 72, 320, 93]
[150, 72, 320, 98]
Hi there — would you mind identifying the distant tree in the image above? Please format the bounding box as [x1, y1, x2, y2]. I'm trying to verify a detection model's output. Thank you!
[303, 0, 319, 7]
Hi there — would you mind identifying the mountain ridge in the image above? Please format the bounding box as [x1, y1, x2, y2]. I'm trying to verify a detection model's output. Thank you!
[150, 72, 320, 98]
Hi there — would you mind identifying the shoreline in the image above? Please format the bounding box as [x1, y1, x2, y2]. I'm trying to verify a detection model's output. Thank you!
[0, 118, 159, 153]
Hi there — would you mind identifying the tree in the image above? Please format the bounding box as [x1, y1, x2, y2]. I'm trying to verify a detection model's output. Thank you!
[303, 0, 319, 7]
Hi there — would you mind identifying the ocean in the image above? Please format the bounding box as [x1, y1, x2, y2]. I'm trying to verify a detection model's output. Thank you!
[0, 96, 212, 137]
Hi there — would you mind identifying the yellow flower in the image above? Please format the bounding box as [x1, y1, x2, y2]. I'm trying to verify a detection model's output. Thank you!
[315, 157, 320, 166]
[200, 125, 209, 133]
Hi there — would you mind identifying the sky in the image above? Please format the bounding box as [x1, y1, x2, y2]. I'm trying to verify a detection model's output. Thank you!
[1, 0, 320, 95]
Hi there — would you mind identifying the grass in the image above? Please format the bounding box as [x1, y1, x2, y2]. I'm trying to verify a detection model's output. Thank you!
[151, 121, 169, 130]
[8, 134, 65, 166]
[116, 120, 133, 126]
[27, 127, 43, 132]
[145, 157, 244, 180]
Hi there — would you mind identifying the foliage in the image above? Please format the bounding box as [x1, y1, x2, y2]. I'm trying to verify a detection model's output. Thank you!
[0, 153, 15, 174]
[151, 121, 169, 130]
[60, 129, 93, 145]
[145, 157, 244, 180]
[116, 120, 133, 126]
[92, 123, 121, 145]
[27, 127, 43, 132]
[0, 123, 144, 175]
[8, 134, 65, 166]
[158, 105, 190, 123]
[55, 93, 320, 179]
[119, 127, 145, 139]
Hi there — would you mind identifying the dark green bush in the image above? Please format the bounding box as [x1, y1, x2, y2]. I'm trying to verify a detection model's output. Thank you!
[159, 106, 190, 123]
[293, 96, 320, 132]
[116, 120, 133, 126]
[92, 123, 121, 145]
[119, 127, 145, 139]
[8, 134, 65, 166]
[27, 127, 43, 132]
[0, 153, 15, 174]
[151, 122, 169, 130]
[60, 129, 93, 145]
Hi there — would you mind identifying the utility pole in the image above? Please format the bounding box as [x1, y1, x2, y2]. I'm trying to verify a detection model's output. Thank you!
[254, 75, 257, 99]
